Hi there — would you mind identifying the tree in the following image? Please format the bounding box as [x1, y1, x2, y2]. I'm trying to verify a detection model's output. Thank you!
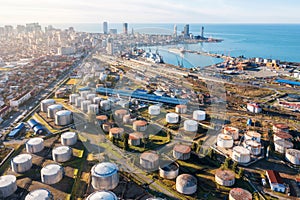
[232, 161, 238, 172]
[223, 157, 231, 169]
[238, 167, 244, 177]
[123, 133, 129, 151]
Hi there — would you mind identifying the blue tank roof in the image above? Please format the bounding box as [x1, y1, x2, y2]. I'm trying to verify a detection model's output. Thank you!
[33, 124, 47, 134]
[28, 119, 40, 128]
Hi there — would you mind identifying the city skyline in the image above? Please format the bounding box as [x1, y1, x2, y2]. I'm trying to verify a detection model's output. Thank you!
[0, 0, 299, 24]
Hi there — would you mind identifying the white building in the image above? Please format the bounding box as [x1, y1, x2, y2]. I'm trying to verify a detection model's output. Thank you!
[266, 170, 286, 193]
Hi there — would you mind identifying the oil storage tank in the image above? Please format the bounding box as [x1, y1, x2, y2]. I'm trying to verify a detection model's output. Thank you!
[55, 110, 73, 126]
[86, 93, 96, 101]
[93, 97, 102, 104]
[244, 131, 261, 142]
[81, 100, 91, 112]
[52, 146, 72, 162]
[217, 134, 234, 149]
[69, 94, 79, 104]
[114, 109, 128, 120]
[100, 100, 111, 111]
[231, 146, 251, 164]
[176, 174, 197, 195]
[175, 104, 187, 114]
[140, 151, 159, 170]
[193, 110, 206, 121]
[215, 169, 235, 186]
[166, 113, 179, 124]
[148, 105, 161, 116]
[274, 139, 293, 154]
[183, 120, 198, 132]
[88, 104, 99, 114]
[128, 132, 143, 146]
[26, 137, 44, 153]
[47, 104, 63, 119]
[109, 127, 124, 139]
[133, 120, 148, 132]
[243, 140, 261, 155]
[229, 188, 252, 200]
[75, 97, 85, 108]
[159, 161, 179, 179]
[40, 99, 55, 112]
[86, 191, 118, 200]
[41, 164, 64, 185]
[223, 126, 239, 140]
[11, 154, 32, 173]
[173, 144, 191, 160]
[285, 149, 300, 165]
[0, 175, 17, 198]
[27, 119, 39, 129]
[25, 189, 54, 200]
[91, 162, 119, 190]
[61, 131, 77, 146]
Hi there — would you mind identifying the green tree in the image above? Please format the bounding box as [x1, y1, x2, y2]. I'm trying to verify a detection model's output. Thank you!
[238, 167, 244, 177]
[223, 158, 231, 169]
[123, 133, 129, 151]
[232, 161, 238, 172]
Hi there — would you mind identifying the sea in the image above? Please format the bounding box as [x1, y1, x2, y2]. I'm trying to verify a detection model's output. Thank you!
[19, 23, 300, 67]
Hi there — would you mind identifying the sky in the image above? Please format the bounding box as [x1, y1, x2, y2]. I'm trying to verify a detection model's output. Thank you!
[0, 0, 299, 24]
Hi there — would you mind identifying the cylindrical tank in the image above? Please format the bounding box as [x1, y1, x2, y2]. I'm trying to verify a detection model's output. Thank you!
[273, 132, 293, 142]
[86, 93, 96, 101]
[109, 127, 124, 139]
[229, 188, 252, 200]
[0, 175, 17, 198]
[88, 104, 99, 114]
[133, 120, 148, 132]
[223, 126, 239, 140]
[100, 100, 111, 111]
[55, 110, 73, 126]
[75, 97, 85, 108]
[193, 110, 206, 121]
[81, 100, 91, 112]
[173, 144, 191, 160]
[140, 151, 159, 170]
[26, 137, 44, 153]
[91, 162, 119, 190]
[274, 139, 293, 154]
[61, 131, 77, 146]
[52, 146, 72, 162]
[114, 109, 128, 120]
[47, 104, 63, 119]
[159, 162, 179, 179]
[27, 119, 39, 129]
[176, 174, 197, 195]
[96, 115, 108, 124]
[148, 105, 161, 116]
[273, 123, 289, 133]
[102, 123, 111, 132]
[11, 154, 32, 173]
[166, 113, 179, 124]
[93, 97, 103, 104]
[183, 120, 198, 132]
[25, 189, 54, 200]
[40, 99, 56, 112]
[41, 164, 64, 185]
[217, 134, 234, 149]
[175, 105, 187, 114]
[244, 131, 261, 142]
[69, 94, 79, 104]
[128, 132, 143, 146]
[86, 191, 118, 200]
[80, 90, 89, 99]
[285, 149, 300, 165]
[243, 140, 261, 155]
[231, 146, 251, 164]
[215, 169, 235, 186]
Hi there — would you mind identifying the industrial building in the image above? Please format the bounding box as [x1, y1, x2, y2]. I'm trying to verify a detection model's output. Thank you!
[266, 170, 286, 193]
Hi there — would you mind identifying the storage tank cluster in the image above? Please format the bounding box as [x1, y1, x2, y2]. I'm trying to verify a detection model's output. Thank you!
[175, 104, 187, 114]
[41, 164, 64, 185]
[183, 120, 198, 132]
[91, 162, 119, 190]
[176, 174, 197, 195]
[244, 131, 261, 142]
[81, 100, 91, 113]
[223, 126, 239, 140]
[133, 120, 148, 132]
[231, 146, 251, 164]
[217, 134, 234, 149]
[193, 110, 206, 121]
[140, 151, 159, 170]
[274, 139, 293, 154]
[61, 131, 77, 146]
[55, 110, 73, 126]
[215, 169, 235, 186]
[0, 175, 17, 198]
[26, 137, 44, 153]
[243, 140, 261, 156]
[128, 132, 143, 146]
[11, 154, 32, 173]
[109, 127, 124, 139]
[47, 104, 63, 119]
[173, 144, 191, 160]
[86, 191, 118, 200]
[229, 188, 252, 200]
[25, 189, 54, 200]
[52, 146, 72, 162]
[166, 113, 179, 124]
[69, 93, 79, 104]
[100, 100, 111, 111]
[285, 149, 300, 165]
[114, 109, 128, 120]
[159, 161, 179, 179]
[148, 105, 161, 116]
[40, 99, 56, 112]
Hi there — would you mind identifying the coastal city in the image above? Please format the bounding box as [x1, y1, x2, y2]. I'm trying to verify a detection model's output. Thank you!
[0, 5, 300, 200]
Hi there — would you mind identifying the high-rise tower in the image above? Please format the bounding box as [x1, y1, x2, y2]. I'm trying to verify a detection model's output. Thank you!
[123, 23, 128, 35]
[103, 22, 108, 34]
[184, 24, 189, 38]
[173, 24, 177, 38]
[201, 26, 204, 38]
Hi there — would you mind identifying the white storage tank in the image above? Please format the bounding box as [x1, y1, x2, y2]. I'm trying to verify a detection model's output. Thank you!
[114, 109, 128, 120]
[243, 140, 261, 156]
[273, 123, 289, 133]
[100, 100, 111, 111]
[61, 131, 77, 146]
[175, 104, 187, 114]
[86, 191, 118, 200]
[11, 153, 32, 173]
[75, 97, 85, 108]
[217, 134, 234, 149]
[25, 189, 53, 200]
[229, 188, 252, 200]
[47, 104, 63, 119]
[140, 151, 159, 170]
[93, 97, 103, 104]
[0, 175, 17, 198]
[40, 99, 56, 112]
[80, 90, 89, 99]
[285, 149, 300, 165]
[173, 144, 191, 160]
[55, 110, 73, 126]
[215, 168, 235, 186]
[273, 132, 293, 142]
[69, 94, 79, 104]
[166, 113, 179, 124]
[183, 120, 198, 132]
[41, 164, 64, 185]
[223, 126, 239, 140]
[176, 174, 197, 195]
[159, 161, 179, 179]
[128, 132, 143, 146]
[91, 162, 119, 190]
[88, 104, 99, 114]
[81, 100, 91, 112]
[86, 93, 96, 101]
[109, 127, 124, 139]
[231, 146, 251, 164]
[148, 105, 161, 116]
[193, 110, 206, 121]
[244, 131, 261, 142]
[133, 120, 148, 132]
[274, 139, 293, 154]
[26, 137, 44, 153]
[52, 146, 72, 162]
